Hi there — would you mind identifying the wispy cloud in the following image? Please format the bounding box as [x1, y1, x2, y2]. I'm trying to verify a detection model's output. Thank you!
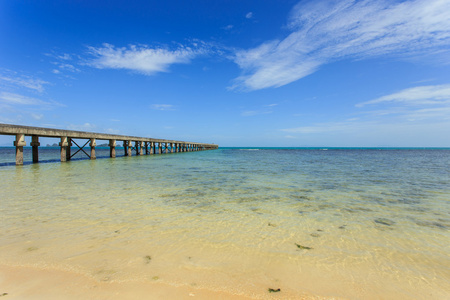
[246, 12, 253, 19]
[45, 51, 80, 75]
[241, 110, 272, 117]
[357, 84, 450, 107]
[67, 123, 97, 131]
[241, 103, 278, 116]
[282, 83, 450, 138]
[0, 92, 61, 108]
[232, 0, 450, 90]
[150, 104, 176, 111]
[0, 71, 49, 93]
[87, 43, 207, 75]
[31, 113, 44, 120]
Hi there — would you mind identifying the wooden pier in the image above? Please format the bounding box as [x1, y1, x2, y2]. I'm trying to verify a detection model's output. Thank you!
[0, 123, 218, 165]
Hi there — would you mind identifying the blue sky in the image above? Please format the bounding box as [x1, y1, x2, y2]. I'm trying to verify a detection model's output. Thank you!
[1, 0, 450, 147]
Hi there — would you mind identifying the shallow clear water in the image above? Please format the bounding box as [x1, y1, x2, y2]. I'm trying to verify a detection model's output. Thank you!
[1, 148, 449, 298]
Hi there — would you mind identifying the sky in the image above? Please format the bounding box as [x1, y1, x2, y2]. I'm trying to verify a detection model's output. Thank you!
[1, 0, 450, 147]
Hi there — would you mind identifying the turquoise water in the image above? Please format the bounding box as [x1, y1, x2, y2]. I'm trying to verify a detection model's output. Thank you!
[0, 147, 449, 298]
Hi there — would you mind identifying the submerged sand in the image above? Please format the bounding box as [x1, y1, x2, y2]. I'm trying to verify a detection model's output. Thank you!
[1, 149, 450, 299]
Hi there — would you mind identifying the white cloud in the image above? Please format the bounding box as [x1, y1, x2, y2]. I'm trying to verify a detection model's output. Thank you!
[55, 63, 80, 73]
[150, 104, 175, 111]
[357, 84, 450, 107]
[67, 123, 97, 131]
[31, 113, 44, 120]
[232, 0, 450, 90]
[46, 51, 81, 74]
[241, 103, 277, 116]
[87, 43, 205, 75]
[241, 110, 271, 116]
[246, 12, 253, 19]
[282, 83, 450, 144]
[0, 92, 63, 109]
[106, 128, 121, 134]
[0, 73, 49, 93]
[0, 92, 47, 106]
[282, 122, 351, 134]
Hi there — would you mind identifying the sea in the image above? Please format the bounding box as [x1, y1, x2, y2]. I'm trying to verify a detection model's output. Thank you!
[0, 147, 449, 299]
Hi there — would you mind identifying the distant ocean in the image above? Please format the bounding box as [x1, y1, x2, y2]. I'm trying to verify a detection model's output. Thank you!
[1, 147, 449, 298]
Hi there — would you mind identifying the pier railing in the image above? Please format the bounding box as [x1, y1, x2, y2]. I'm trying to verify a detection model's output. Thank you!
[0, 123, 218, 165]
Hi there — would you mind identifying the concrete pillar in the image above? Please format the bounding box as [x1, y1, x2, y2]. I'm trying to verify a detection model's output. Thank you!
[123, 141, 128, 156]
[14, 134, 26, 165]
[139, 141, 143, 155]
[90, 138, 96, 159]
[159, 142, 162, 154]
[150, 142, 154, 155]
[127, 141, 132, 156]
[174, 143, 177, 153]
[109, 139, 116, 158]
[144, 142, 149, 155]
[66, 139, 72, 161]
[30, 135, 40, 163]
[135, 141, 140, 156]
[60, 136, 68, 162]
[165, 143, 168, 154]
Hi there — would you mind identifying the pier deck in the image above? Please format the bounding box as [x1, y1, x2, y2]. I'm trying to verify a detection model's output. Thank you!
[0, 123, 218, 165]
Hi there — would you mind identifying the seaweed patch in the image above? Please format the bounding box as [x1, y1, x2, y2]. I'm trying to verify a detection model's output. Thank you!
[374, 218, 395, 226]
[268, 288, 281, 293]
[295, 243, 313, 250]
[144, 255, 152, 263]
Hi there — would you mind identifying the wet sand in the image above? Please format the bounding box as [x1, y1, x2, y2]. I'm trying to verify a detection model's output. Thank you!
[0, 264, 323, 300]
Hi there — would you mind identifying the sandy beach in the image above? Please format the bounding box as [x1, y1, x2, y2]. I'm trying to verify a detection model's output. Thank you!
[0, 264, 325, 300]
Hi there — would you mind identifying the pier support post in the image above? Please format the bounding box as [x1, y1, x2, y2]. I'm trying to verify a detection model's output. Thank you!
[109, 139, 116, 158]
[138, 141, 143, 155]
[14, 134, 26, 165]
[66, 139, 72, 161]
[60, 136, 69, 162]
[159, 142, 162, 154]
[165, 143, 168, 154]
[90, 138, 96, 159]
[30, 135, 40, 163]
[123, 141, 128, 156]
[144, 142, 149, 155]
[150, 142, 154, 155]
[127, 141, 132, 156]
